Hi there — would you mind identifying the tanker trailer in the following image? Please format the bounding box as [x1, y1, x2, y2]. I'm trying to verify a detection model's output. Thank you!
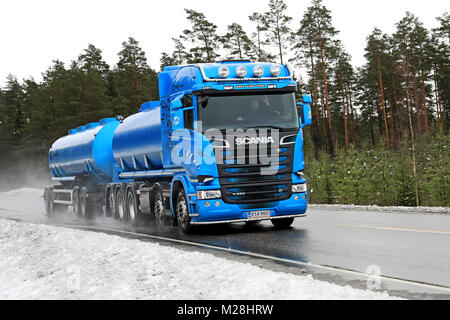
[44, 117, 119, 218]
[44, 61, 312, 233]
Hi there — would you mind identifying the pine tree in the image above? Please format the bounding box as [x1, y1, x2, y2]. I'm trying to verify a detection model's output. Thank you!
[364, 28, 391, 148]
[114, 37, 158, 115]
[248, 12, 275, 62]
[263, 0, 292, 64]
[222, 23, 254, 61]
[296, 0, 339, 155]
[181, 9, 221, 63]
[76, 44, 112, 123]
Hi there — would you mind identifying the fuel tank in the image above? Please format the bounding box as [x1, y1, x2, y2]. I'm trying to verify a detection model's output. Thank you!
[112, 102, 164, 172]
[49, 118, 119, 181]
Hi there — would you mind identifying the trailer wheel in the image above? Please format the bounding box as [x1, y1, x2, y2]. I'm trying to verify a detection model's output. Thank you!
[105, 186, 115, 218]
[79, 188, 94, 219]
[271, 217, 294, 229]
[73, 187, 81, 216]
[153, 190, 169, 229]
[126, 185, 142, 226]
[115, 185, 126, 222]
[175, 190, 194, 234]
[44, 187, 54, 217]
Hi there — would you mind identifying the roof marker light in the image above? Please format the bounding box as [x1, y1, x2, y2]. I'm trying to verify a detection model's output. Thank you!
[236, 66, 247, 78]
[218, 66, 230, 78]
[270, 65, 281, 77]
[253, 65, 264, 78]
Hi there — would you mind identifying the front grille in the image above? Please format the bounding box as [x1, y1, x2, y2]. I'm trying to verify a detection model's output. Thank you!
[216, 130, 297, 205]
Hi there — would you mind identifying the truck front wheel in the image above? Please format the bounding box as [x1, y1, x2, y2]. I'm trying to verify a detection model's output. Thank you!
[175, 191, 194, 234]
[271, 217, 295, 229]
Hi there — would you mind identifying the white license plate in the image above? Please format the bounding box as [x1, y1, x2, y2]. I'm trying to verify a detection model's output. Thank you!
[247, 210, 271, 219]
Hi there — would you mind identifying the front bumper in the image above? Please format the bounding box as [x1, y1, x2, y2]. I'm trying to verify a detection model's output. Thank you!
[190, 193, 308, 225]
[190, 213, 307, 225]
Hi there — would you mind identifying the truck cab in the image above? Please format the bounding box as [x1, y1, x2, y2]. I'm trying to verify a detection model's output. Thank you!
[159, 61, 312, 232]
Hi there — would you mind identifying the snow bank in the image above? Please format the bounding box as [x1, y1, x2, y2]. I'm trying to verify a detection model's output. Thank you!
[310, 204, 450, 214]
[0, 219, 399, 300]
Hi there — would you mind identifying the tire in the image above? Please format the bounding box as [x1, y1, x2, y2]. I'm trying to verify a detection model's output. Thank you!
[245, 220, 261, 228]
[271, 217, 295, 229]
[73, 187, 81, 217]
[104, 186, 114, 218]
[79, 188, 95, 219]
[115, 185, 127, 222]
[153, 190, 169, 229]
[44, 187, 54, 217]
[175, 190, 194, 234]
[126, 185, 142, 226]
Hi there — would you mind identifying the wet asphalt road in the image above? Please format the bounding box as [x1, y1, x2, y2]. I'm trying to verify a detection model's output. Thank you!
[1, 190, 449, 299]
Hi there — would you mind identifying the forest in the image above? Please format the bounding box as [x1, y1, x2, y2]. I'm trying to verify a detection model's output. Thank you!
[0, 0, 448, 206]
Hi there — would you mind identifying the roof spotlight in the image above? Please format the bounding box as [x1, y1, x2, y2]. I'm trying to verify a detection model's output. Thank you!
[270, 65, 281, 77]
[218, 66, 230, 78]
[253, 65, 264, 78]
[236, 66, 247, 78]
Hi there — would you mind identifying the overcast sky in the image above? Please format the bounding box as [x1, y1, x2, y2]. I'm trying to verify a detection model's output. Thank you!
[0, 0, 448, 86]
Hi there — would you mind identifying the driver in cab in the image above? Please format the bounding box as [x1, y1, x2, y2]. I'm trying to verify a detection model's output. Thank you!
[236, 96, 279, 123]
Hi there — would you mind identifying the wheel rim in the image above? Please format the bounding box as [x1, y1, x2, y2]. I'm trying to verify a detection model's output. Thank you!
[117, 190, 125, 220]
[45, 190, 53, 214]
[128, 192, 136, 222]
[176, 194, 188, 228]
[154, 194, 164, 226]
[73, 190, 79, 215]
[80, 193, 86, 217]
[107, 190, 115, 217]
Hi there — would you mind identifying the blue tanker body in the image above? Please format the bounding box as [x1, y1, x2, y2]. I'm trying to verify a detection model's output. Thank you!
[112, 103, 164, 173]
[49, 118, 119, 181]
[44, 61, 313, 234]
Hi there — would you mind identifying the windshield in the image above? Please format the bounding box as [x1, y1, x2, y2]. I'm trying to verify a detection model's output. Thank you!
[197, 92, 299, 132]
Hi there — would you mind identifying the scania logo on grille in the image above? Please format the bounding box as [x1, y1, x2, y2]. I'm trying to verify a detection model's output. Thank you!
[235, 136, 275, 146]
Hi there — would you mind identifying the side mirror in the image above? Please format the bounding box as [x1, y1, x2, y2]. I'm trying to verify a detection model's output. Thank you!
[302, 94, 312, 104]
[302, 104, 312, 127]
[297, 96, 312, 127]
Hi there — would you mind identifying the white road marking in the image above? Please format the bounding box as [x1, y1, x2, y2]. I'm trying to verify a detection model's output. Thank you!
[326, 223, 450, 235]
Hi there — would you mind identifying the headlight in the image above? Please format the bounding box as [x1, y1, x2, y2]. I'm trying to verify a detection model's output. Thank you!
[253, 65, 264, 78]
[197, 190, 222, 200]
[292, 184, 307, 193]
[270, 65, 281, 77]
[218, 66, 230, 78]
[236, 66, 247, 78]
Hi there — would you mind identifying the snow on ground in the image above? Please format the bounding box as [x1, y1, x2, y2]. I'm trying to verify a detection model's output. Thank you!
[0, 219, 400, 300]
[310, 204, 450, 214]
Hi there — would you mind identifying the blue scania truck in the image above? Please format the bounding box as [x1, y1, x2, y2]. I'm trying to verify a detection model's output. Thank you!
[44, 61, 312, 233]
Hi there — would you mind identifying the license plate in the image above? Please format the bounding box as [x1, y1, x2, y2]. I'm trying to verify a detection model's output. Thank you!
[247, 210, 271, 219]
